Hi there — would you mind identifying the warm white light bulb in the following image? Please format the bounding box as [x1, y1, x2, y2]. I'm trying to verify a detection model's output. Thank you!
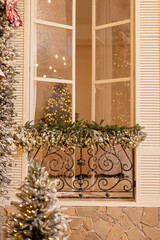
[49, 66, 52, 70]
[55, 55, 58, 59]
[43, 75, 47, 78]
[36, 64, 39, 67]
[54, 69, 57, 73]
[62, 56, 65, 61]
[64, 62, 66, 66]
[48, 0, 51, 3]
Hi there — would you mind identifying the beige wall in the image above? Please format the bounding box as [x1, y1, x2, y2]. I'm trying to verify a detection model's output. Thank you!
[76, 45, 92, 122]
[76, 0, 92, 122]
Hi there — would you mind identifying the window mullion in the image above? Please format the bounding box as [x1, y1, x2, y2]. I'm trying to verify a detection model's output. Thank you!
[92, 0, 96, 121]
[35, 19, 73, 30]
[72, 0, 76, 122]
[95, 19, 131, 31]
[94, 77, 131, 85]
[34, 77, 73, 84]
[30, 0, 37, 121]
[130, 0, 135, 126]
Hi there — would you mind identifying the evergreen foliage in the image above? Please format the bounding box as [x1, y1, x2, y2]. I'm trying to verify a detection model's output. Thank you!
[14, 119, 146, 151]
[43, 83, 72, 123]
[6, 159, 68, 240]
[0, 0, 17, 199]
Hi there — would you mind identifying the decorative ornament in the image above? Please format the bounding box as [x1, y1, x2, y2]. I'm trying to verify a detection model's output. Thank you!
[0, 68, 5, 78]
[5, 0, 22, 27]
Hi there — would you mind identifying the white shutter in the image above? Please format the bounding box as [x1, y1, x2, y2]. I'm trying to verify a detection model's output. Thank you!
[136, 0, 160, 205]
[14, 0, 24, 126]
[8, 0, 25, 199]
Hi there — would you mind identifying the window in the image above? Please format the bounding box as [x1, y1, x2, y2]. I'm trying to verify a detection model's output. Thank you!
[30, 0, 75, 122]
[30, 0, 134, 127]
[28, 0, 135, 200]
[93, 0, 134, 126]
[21, 0, 160, 204]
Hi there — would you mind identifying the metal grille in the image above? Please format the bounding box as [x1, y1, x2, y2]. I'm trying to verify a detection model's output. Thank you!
[29, 145, 135, 199]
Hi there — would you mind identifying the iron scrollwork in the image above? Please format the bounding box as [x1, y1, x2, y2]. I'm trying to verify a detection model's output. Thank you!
[29, 145, 135, 199]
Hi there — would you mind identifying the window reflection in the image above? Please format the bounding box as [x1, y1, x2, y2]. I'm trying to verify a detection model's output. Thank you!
[95, 81, 130, 126]
[96, 0, 130, 26]
[96, 24, 130, 80]
[35, 82, 72, 122]
[37, 0, 72, 25]
[36, 24, 72, 80]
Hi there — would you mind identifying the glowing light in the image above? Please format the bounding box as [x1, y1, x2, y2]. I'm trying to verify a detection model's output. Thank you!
[36, 64, 39, 67]
[64, 62, 67, 66]
[43, 75, 47, 78]
[55, 55, 58, 59]
[54, 69, 57, 73]
[48, 0, 51, 3]
[49, 66, 52, 70]
[62, 56, 65, 61]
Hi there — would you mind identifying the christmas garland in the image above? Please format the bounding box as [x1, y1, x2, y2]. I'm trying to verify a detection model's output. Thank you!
[0, 1, 16, 199]
[14, 120, 146, 151]
[0, 0, 22, 199]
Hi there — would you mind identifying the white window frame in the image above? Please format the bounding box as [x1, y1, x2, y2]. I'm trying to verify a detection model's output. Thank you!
[29, 0, 76, 122]
[92, 0, 135, 126]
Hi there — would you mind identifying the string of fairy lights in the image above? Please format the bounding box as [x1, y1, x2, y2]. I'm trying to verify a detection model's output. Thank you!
[43, 83, 72, 123]
[36, 54, 67, 79]
[111, 25, 131, 126]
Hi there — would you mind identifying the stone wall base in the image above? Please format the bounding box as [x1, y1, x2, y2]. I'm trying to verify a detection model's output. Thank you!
[63, 207, 160, 240]
[0, 206, 159, 240]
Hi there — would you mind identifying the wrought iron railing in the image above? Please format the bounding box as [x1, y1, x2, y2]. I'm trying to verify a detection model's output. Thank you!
[28, 144, 135, 199]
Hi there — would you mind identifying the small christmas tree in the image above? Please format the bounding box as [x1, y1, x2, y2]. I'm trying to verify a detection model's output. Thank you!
[6, 159, 68, 240]
[43, 83, 72, 123]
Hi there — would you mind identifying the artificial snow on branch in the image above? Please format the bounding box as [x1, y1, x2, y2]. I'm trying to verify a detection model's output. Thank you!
[14, 120, 146, 151]
[0, 0, 18, 199]
[6, 159, 68, 240]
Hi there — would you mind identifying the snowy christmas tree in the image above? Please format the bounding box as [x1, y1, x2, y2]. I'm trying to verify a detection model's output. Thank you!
[0, 0, 17, 199]
[6, 159, 68, 240]
[43, 83, 72, 123]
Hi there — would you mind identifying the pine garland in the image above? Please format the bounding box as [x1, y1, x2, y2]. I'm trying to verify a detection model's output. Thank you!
[14, 120, 146, 151]
[0, 1, 17, 199]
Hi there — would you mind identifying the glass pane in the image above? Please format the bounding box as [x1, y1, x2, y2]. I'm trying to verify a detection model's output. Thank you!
[35, 82, 72, 123]
[96, 24, 130, 80]
[95, 81, 130, 126]
[37, 0, 72, 26]
[36, 24, 72, 80]
[96, 0, 130, 26]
